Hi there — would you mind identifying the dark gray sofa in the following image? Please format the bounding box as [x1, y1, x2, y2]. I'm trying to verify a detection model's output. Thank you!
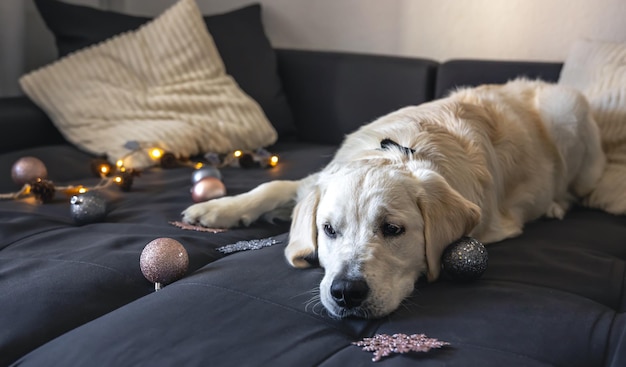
[1, 2, 625, 366]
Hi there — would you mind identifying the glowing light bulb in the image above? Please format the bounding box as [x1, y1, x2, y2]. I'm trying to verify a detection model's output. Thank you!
[269, 155, 279, 167]
[233, 150, 243, 158]
[194, 162, 204, 169]
[149, 148, 164, 160]
[116, 160, 124, 168]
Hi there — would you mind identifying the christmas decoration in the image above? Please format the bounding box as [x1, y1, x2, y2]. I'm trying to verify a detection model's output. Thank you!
[216, 237, 281, 254]
[169, 221, 227, 233]
[90, 158, 113, 177]
[11, 156, 48, 185]
[140, 237, 189, 291]
[112, 169, 139, 192]
[159, 152, 180, 169]
[29, 179, 56, 203]
[2, 145, 280, 226]
[191, 166, 222, 184]
[204, 148, 279, 169]
[191, 177, 226, 202]
[353, 333, 449, 362]
[70, 191, 109, 225]
[441, 236, 488, 282]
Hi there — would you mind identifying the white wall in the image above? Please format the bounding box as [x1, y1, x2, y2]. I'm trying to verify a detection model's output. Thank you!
[122, 0, 626, 62]
[2, 0, 626, 96]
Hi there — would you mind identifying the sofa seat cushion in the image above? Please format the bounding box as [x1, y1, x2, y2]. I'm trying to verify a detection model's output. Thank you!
[33, 0, 295, 138]
[12, 208, 626, 366]
[0, 141, 337, 366]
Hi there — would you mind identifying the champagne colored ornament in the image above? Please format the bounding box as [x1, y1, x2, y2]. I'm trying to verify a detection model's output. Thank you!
[140, 238, 189, 291]
[191, 167, 222, 184]
[191, 177, 226, 202]
[11, 157, 48, 185]
[441, 237, 488, 282]
[70, 191, 108, 225]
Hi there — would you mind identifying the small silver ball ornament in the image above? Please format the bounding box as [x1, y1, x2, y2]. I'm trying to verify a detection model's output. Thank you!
[70, 191, 108, 225]
[441, 237, 488, 282]
[191, 167, 222, 184]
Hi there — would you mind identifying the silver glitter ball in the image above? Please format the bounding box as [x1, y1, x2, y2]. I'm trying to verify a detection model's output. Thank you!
[191, 167, 222, 184]
[441, 236, 488, 282]
[70, 191, 108, 225]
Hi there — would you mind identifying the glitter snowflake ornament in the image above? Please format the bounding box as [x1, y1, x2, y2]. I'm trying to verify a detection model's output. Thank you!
[216, 237, 281, 254]
[353, 333, 449, 362]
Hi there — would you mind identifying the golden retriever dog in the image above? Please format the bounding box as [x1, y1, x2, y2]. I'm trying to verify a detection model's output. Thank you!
[182, 79, 605, 319]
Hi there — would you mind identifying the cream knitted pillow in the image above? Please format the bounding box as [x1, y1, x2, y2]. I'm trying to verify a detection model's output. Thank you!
[20, 0, 277, 168]
[559, 39, 626, 214]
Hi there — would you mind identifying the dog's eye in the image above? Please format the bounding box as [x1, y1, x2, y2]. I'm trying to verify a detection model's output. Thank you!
[382, 223, 405, 237]
[323, 223, 337, 239]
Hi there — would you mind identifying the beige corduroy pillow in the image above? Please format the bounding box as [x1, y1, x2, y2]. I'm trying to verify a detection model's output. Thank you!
[20, 0, 277, 168]
[559, 39, 626, 215]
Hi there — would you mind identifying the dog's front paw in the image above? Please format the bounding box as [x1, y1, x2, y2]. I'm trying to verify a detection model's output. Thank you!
[181, 197, 253, 228]
[546, 201, 567, 220]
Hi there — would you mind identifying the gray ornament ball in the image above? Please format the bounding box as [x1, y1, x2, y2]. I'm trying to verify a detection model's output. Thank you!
[441, 236, 488, 282]
[140, 238, 189, 291]
[70, 191, 108, 225]
[11, 156, 48, 186]
[191, 167, 222, 184]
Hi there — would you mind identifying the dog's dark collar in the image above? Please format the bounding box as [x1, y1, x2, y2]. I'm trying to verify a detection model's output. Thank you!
[380, 138, 415, 156]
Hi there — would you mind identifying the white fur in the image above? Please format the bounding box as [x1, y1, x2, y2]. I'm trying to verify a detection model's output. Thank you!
[182, 79, 605, 319]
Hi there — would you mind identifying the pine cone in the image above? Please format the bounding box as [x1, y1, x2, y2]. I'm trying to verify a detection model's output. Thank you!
[115, 170, 139, 191]
[238, 153, 256, 168]
[30, 179, 56, 203]
[159, 153, 179, 169]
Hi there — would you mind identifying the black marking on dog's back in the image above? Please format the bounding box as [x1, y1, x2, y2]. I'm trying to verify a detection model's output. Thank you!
[380, 138, 415, 156]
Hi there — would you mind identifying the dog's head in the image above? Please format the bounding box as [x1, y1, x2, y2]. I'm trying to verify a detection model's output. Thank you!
[285, 159, 480, 319]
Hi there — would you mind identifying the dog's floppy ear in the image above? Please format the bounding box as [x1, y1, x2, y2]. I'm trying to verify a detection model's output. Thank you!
[285, 188, 320, 268]
[415, 170, 481, 282]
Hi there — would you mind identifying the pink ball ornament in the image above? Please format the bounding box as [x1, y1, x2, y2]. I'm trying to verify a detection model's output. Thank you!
[191, 177, 226, 202]
[140, 238, 189, 291]
[11, 157, 48, 186]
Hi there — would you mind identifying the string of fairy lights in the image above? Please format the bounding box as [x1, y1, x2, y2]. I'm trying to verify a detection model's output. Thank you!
[1, 145, 279, 223]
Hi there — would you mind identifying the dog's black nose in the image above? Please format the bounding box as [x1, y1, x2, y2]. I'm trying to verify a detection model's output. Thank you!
[330, 278, 370, 309]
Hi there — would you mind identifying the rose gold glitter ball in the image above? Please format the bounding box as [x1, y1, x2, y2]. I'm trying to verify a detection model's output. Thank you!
[11, 156, 48, 186]
[140, 238, 189, 290]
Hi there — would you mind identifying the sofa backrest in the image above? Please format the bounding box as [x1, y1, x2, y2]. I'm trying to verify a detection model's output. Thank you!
[435, 59, 563, 99]
[276, 50, 564, 146]
[4, 50, 565, 153]
[276, 49, 438, 145]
